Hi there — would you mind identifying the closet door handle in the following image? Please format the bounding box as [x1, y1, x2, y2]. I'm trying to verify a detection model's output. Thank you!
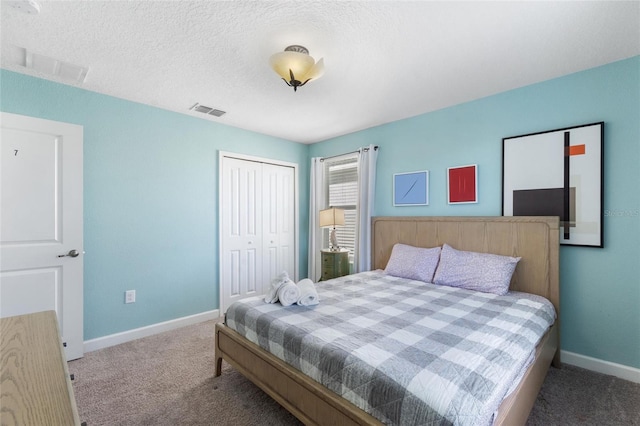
[58, 249, 80, 258]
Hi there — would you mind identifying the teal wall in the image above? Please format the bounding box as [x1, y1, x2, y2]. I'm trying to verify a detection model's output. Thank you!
[310, 56, 640, 369]
[0, 70, 309, 339]
[2, 56, 638, 370]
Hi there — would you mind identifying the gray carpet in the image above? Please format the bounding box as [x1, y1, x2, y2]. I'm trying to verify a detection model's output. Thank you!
[69, 320, 640, 425]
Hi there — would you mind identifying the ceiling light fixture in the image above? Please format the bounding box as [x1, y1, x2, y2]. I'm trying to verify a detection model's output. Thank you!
[7, 0, 41, 15]
[269, 45, 324, 92]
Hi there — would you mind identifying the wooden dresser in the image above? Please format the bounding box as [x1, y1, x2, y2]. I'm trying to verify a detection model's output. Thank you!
[1, 310, 81, 425]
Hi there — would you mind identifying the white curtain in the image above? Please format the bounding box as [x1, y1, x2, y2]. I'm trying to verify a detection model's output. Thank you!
[308, 157, 325, 281]
[354, 145, 378, 272]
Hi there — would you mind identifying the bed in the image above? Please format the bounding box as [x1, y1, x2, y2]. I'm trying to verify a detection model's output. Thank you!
[215, 216, 560, 425]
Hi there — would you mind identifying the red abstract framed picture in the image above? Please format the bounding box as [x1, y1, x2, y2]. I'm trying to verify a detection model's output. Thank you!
[447, 164, 478, 204]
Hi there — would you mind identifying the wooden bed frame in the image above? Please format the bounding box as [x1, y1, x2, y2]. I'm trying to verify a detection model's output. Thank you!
[215, 216, 560, 425]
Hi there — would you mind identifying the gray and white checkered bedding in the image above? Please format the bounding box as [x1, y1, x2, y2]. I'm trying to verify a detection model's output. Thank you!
[225, 270, 556, 426]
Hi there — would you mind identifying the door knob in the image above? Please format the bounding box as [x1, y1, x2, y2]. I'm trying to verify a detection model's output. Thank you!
[58, 249, 80, 258]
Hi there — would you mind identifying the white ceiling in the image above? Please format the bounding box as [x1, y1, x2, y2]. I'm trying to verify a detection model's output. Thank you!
[2, 1, 639, 144]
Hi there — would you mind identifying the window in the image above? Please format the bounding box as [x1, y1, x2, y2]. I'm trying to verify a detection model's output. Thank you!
[324, 155, 358, 261]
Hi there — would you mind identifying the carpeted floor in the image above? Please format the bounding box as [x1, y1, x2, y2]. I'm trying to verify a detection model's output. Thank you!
[69, 320, 640, 425]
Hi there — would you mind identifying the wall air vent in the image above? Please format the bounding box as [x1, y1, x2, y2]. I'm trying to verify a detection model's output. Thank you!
[190, 103, 226, 117]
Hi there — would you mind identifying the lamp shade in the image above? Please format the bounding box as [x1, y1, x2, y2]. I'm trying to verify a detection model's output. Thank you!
[319, 207, 345, 228]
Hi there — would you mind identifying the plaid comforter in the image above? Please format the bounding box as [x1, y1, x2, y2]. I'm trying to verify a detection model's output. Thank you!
[225, 270, 556, 426]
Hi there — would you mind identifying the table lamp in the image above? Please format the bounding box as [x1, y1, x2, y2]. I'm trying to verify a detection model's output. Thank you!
[319, 207, 345, 251]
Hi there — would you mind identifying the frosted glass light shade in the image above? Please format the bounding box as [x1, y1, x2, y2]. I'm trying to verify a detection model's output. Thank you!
[269, 46, 324, 91]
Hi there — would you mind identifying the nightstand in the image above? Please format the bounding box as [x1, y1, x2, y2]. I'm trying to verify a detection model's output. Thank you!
[321, 249, 349, 281]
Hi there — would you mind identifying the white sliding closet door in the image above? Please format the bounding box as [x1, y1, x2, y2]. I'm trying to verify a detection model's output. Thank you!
[220, 157, 262, 311]
[262, 163, 295, 286]
[220, 154, 297, 313]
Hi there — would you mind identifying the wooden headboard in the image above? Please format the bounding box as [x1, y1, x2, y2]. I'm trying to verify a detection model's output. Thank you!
[371, 216, 560, 314]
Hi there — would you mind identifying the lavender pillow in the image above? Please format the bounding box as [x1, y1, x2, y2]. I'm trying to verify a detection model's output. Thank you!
[384, 243, 441, 283]
[433, 244, 521, 295]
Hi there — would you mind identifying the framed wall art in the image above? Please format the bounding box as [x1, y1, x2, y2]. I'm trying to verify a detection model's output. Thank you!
[393, 170, 429, 206]
[447, 164, 478, 204]
[502, 122, 604, 247]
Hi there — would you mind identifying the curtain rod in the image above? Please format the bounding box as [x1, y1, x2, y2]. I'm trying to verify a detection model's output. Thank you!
[319, 145, 378, 162]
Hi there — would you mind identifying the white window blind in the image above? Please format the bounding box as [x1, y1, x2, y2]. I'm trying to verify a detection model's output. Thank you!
[324, 156, 358, 261]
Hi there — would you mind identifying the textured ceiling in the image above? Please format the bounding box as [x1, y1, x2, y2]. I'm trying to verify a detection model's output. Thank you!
[1, 1, 639, 143]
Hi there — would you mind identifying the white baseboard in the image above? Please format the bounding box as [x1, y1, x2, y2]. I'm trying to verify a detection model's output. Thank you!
[561, 350, 640, 384]
[83, 309, 220, 353]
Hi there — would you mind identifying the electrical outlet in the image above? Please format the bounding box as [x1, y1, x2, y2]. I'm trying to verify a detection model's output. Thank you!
[125, 290, 136, 304]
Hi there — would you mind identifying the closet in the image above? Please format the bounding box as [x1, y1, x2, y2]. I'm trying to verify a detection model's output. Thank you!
[219, 153, 297, 312]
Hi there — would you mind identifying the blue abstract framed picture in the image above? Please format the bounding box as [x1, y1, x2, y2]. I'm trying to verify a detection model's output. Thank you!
[393, 171, 429, 206]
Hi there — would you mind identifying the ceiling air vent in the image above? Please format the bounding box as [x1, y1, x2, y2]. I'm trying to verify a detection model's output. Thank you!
[13, 47, 88, 83]
[190, 103, 226, 117]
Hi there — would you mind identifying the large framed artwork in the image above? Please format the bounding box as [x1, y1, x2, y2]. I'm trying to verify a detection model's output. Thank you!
[502, 122, 604, 247]
[393, 171, 429, 206]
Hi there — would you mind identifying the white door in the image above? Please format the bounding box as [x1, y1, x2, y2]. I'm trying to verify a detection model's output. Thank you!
[220, 157, 263, 312]
[262, 163, 295, 283]
[0, 112, 84, 360]
[220, 154, 297, 312]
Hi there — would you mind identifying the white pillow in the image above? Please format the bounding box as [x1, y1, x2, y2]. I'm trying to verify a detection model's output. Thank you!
[433, 244, 521, 295]
[384, 243, 441, 283]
